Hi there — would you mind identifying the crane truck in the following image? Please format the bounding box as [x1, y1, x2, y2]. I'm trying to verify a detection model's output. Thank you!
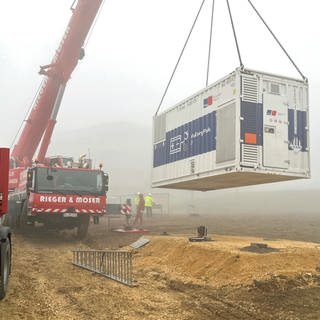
[8, 0, 108, 238]
[0, 148, 11, 299]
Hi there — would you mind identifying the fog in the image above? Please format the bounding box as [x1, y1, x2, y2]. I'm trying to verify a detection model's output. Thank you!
[0, 0, 319, 214]
[48, 121, 319, 215]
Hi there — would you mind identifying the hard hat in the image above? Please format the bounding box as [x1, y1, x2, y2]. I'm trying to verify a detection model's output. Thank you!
[137, 192, 141, 195]
[148, 193, 152, 196]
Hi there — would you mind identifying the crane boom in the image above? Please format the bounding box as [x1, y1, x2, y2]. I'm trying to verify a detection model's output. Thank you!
[11, 0, 103, 167]
[8, 0, 108, 240]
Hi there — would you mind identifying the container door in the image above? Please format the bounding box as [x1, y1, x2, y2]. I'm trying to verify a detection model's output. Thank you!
[263, 93, 289, 169]
[216, 103, 236, 164]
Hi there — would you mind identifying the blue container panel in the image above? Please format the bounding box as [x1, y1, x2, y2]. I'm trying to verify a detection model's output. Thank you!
[240, 101, 263, 146]
[153, 111, 216, 168]
[153, 141, 166, 167]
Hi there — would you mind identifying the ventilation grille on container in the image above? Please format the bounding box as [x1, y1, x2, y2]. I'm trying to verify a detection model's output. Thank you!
[241, 144, 259, 167]
[190, 159, 195, 174]
[270, 83, 280, 95]
[242, 76, 258, 103]
[153, 113, 166, 143]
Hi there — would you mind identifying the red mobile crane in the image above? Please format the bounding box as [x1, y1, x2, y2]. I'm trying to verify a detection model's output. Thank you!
[0, 148, 11, 299]
[8, 0, 108, 238]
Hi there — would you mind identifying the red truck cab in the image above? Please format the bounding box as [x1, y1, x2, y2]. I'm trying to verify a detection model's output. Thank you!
[8, 160, 108, 238]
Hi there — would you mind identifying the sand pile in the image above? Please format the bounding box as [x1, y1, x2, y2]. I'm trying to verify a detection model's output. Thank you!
[2, 217, 320, 320]
[134, 235, 320, 287]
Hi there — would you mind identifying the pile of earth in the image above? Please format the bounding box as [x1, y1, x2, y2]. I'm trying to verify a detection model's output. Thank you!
[134, 235, 320, 288]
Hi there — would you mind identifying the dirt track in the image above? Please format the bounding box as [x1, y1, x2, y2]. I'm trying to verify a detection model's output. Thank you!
[1, 212, 320, 320]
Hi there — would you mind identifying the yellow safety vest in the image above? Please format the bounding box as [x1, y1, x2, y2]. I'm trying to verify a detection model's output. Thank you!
[144, 196, 153, 207]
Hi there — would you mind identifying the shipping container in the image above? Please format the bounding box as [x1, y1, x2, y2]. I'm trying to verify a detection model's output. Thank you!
[152, 68, 310, 191]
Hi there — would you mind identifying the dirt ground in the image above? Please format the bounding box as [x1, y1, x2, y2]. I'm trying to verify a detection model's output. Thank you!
[1, 212, 320, 320]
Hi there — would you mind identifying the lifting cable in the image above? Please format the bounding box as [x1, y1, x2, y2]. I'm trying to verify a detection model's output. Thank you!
[155, 0, 242, 115]
[10, 80, 45, 149]
[226, 0, 243, 69]
[153, 0, 306, 116]
[247, 0, 307, 82]
[155, 0, 206, 116]
[83, 0, 106, 49]
[206, 0, 215, 86]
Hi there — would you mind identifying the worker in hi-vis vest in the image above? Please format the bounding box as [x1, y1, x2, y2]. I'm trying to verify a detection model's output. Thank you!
[134, 192, 140, 214]
[144, 193, 153, 217]
[133, 193, 145, 226]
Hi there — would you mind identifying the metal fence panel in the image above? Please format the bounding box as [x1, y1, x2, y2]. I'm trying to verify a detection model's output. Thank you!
[72, 250, 134, 286]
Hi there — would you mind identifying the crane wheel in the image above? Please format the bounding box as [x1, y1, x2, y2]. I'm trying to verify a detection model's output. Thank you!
[19, 201, 33, 233]
[0, 238, 11, 300]
[77, 215, 90, 239]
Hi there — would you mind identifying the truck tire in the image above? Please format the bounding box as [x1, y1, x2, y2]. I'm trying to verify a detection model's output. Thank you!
[0, 238, 11, 300]
[19, 201, 33, 232]
[6, 201, 18, 229]
[77, 215, 90, 239]
[1, 214, 9, 227]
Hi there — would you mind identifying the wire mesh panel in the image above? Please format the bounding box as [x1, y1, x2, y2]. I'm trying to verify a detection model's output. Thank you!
[72, 250, 134, 286]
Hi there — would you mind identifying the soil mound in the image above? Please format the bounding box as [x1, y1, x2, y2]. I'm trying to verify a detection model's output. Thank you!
[135, 235, 320, 287]
[3, 215, 320, 320]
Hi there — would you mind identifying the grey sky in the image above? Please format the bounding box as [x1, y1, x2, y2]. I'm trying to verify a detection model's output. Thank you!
[0, 0, 319, 189]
